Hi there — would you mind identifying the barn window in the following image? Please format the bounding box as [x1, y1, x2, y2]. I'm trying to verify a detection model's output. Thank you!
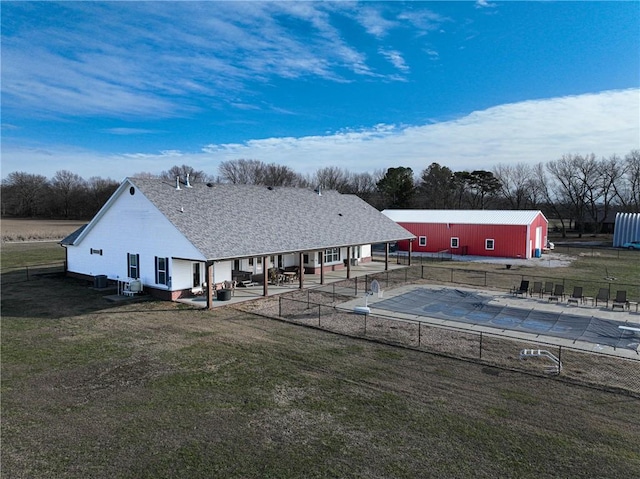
[485, 239, 495, 250]
[419, 236, 427, 247]
[127, 253, 140, 279]
[450, 237, 459, 248]
[155, 256, 169, 285]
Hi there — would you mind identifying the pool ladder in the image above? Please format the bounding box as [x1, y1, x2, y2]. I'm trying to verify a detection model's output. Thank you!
[519, 349, 562, 375]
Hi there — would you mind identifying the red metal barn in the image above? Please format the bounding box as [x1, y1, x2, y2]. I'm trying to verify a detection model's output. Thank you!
[382, 210, 549, 259]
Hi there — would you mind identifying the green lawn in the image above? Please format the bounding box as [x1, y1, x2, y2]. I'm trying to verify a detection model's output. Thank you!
[1, 241, 65, 271]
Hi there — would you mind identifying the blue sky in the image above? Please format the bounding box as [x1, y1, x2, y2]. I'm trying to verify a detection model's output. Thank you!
[2, 1, 639, 181]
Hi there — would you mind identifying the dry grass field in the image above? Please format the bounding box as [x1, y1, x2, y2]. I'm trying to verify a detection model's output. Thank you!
[1, 218, 86, 242]
[2, 243, 640, 478]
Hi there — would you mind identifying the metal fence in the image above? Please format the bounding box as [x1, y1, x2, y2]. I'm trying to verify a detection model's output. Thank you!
[269, 293, 640, 395]
[336, 261, 640, 304]
[0, 262, 66, 284]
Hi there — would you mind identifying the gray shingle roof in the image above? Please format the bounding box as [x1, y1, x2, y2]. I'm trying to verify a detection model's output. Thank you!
[131, 178, 414, 260]
[60, 224, 87, 245]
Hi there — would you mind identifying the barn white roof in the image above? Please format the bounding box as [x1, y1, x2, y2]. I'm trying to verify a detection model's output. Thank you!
[382, 209, 545, 226]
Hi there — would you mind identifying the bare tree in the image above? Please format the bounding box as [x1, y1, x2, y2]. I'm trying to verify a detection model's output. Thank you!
[85, 177, 119, 217]
[262, 163, 305, 187]
[161, 165, 208, 183]
[493, 163, 538, 209]
[131, 171, 160, 179]
[313, 166, 351, 192]
[620, 150, 640, 211]
[546, 154, 599, 236]
[218, 159, 266, 184]
[1, 171, 49, 217]
[50, 170, 86, 218]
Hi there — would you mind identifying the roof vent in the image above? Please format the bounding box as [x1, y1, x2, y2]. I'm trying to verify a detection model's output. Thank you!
[175, 176, 181, 190]
[185, 173, 192, 188]
[206, 182, 213, 187]
[314, 185, 322, 196]
[267, 186, 273, 190]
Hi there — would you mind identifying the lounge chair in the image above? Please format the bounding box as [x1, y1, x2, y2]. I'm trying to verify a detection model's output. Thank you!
[548, 284, 564, 302]
[567, 286, 583, 305]
[595, 288, 609, 307]
[541, 281, 554, 298]
[612, 290, 628, 311]
[512, 280, 529, 297]
[530, 281, 543, 297]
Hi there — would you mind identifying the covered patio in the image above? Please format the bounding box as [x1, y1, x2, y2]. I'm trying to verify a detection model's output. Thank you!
[177, 259, 407, 309]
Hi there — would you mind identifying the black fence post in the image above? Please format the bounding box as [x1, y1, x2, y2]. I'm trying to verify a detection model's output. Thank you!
[279, 296, 282, 317]
[421, 265, 425, 280]
[558, 345, 562, 375]
[318, 304, 321, 327]
[484, 271, 487, 287]
[355, 276, 358, 296]
[418, 322, 421, 347]
[307, 289, 310, 309]
[479, 332, 483, 359]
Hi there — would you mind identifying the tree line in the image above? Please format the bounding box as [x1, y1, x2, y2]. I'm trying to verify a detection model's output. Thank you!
[2, 151, 639, 236]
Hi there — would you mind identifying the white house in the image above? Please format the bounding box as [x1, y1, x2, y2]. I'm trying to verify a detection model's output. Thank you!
[62, 177, 414, 308]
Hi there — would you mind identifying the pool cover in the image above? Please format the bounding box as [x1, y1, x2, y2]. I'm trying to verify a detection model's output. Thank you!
[373, 287, 640, 351]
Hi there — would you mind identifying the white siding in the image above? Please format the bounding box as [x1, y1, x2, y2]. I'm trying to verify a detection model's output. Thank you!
[66, 185, 205, 289]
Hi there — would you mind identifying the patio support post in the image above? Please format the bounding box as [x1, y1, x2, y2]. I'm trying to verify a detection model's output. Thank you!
[298, 252, 304, 289]
[346, 246, 351, 279]
[262, 255, 268, 297]
[408, 239, 412, 266]
[320, 250, 325, 285]
[384, 243, 389, 271]
[206, 261, 214, 310]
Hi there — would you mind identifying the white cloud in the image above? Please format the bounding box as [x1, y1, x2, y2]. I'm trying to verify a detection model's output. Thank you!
[4, 90, 637, 181]
[379, 48, 410, 73]
[3, 2, 428, 120]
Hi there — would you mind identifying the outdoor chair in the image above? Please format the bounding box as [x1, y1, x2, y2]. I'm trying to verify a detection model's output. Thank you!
[511, 280, 529, 297]
[548, 284, 564, 302]
[567, 286, 583, 305]
[530, 281, 543, 297]
[595, 288, 609, 307]
[542, 281, 554, 298]
[612, 290, 628, 311]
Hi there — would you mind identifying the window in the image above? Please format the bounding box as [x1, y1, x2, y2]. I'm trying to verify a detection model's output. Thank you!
[249, 258, 254, 266]
[155, 257, 169, 285]
[485, 239, 495, 250]
[324, 247, 340, 263]
[419, 236, 427, 247]
[127, 253, 140, 279]
[193, 263, 201, 288]
[451, 237, 459, 248]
